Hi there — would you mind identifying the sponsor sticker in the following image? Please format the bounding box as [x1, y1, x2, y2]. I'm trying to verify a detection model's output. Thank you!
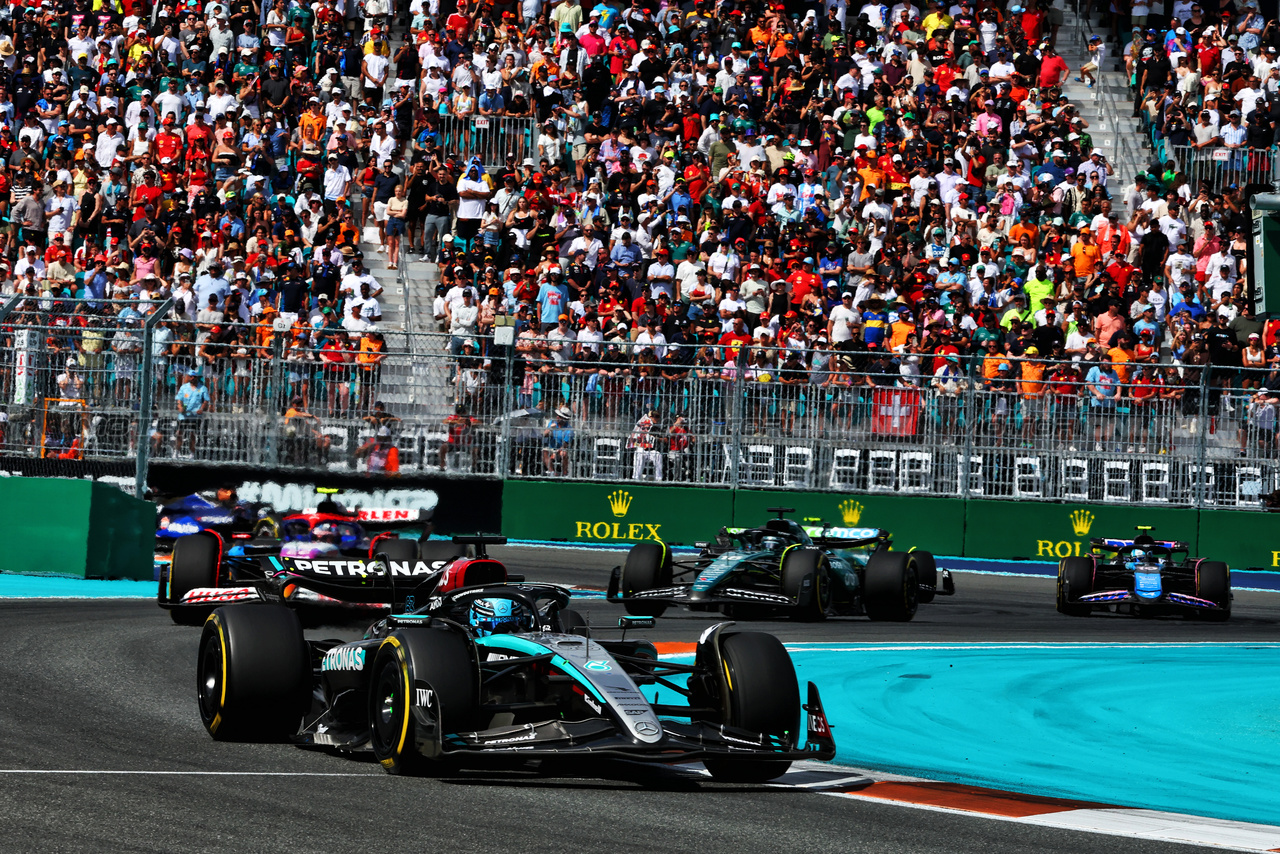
[289, 558, 437, 577]
[482, 732, 536, 745]
[321, 647, 366, 672]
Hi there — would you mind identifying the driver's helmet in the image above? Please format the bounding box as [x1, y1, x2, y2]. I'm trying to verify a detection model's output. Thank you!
[469, 598, 534, 637]
[312, 522, 341, 544]
[759, 535, 785, 552]
[1126, 548, 1152, 571]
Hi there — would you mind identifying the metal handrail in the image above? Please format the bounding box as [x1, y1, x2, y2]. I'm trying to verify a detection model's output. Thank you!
[1080, 25, 1146, 177]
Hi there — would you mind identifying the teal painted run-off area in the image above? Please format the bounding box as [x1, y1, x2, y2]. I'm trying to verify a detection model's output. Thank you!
[787, 643, 1280, 826]
[0, 572, 155, 598]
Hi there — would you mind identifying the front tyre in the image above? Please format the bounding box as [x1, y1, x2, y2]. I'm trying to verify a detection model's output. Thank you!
[197, 603, 310, 741]
[620, 542, 672, 617]
[863, 551, 919, 622]
[914, 551, 938, 605]
[780, 548, 830, 622]
[1196, 560, 1231, 622]
[703, 631, 800, 784]
[1056, 557, 1094, 617]
[369, 628, 477, 775]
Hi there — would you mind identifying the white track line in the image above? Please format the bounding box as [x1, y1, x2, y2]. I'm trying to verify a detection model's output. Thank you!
[779, 642, 1280, 651]
[0, 770, 382, 777]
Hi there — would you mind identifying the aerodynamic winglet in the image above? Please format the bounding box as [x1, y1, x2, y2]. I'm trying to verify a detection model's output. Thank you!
[803, 682, 837, 760]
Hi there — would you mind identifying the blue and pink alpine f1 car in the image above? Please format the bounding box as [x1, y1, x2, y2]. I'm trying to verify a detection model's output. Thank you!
[1056, 527, 1231, 620]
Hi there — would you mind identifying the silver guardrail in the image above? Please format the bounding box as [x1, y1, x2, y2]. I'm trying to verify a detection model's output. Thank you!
[3, 311, 1279, 508]
[429, 114, 538, 170]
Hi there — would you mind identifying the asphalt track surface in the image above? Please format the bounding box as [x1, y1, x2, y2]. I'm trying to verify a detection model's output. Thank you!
[3, 546, 1277, 854]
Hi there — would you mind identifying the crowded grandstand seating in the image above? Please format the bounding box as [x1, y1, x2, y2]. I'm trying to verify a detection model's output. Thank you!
[0, 0, 1275, 502]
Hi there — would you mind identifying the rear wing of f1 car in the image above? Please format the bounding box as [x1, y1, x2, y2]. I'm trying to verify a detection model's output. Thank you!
[713, 525, 890, 548]
[1090, 538, 1189, 551]
[299, 506, 427, 529]
[259, 534, 522, 613]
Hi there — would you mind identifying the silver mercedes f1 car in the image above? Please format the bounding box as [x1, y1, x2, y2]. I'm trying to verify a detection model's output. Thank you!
[196, 579, 836, 782]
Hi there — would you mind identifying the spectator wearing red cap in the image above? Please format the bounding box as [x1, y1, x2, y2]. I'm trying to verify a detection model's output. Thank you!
[786, 257, 821, 313]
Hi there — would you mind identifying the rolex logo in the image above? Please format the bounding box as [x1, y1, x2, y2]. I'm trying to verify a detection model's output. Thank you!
[1070, 510, 1095, 537]
[839, 500, 864, 526]
[608, 490, 633, 518]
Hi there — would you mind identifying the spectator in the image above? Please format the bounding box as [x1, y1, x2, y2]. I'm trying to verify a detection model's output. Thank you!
[355, 425, 400, 473]
[284, 396, 332, 463]
[542, 405, 574, 476]
[174, 365, 209, 459]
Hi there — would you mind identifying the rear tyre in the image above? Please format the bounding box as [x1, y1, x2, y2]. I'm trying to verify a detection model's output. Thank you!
[620, 542, 672, 618]
[1056, 557, 1094, 617]
[418, 538, 461, 571]
[1196, 560, 1231, 622]
[780, 548, 829, 622]
[197, 603, 310, 741]
[166, 532, 220, 625]
[703, 632, 800, 783]
[369, 628, 477, 775]
[914, 551, 938, 605]
[863, 551, 919, 622]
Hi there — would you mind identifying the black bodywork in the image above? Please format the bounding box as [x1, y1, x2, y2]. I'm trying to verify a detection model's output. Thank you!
[607, 509, 953, 619]
[198, 581, 836, 778]
[1057, 531, 1231, 619]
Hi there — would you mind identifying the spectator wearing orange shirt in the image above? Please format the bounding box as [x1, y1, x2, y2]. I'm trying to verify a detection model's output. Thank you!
[1070, 227, 1102, 282]
[1008, 217, 1038, 247]
[1108, 340, 1134, 384]
[1095, 211, 1131, 256]
[1018, 345, 1048, 441]
[298, 99, 328, 146]
[888, 308, 916, 352]
[855, 151, 886, 200]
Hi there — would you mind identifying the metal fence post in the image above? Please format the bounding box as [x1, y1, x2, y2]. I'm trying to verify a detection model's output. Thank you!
[1194, 365, 1213, 509]
[497, 339, 515, 477]
[264, 335, 286, 468]
[134, 298, 174, 499]
[0, 293, 21, 322]
[728, 346, 745, 488]
[960, 354, 977, 499]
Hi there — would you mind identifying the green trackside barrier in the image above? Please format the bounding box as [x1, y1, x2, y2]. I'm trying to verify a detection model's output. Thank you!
[963, 500, 1201, 563]
[1194, 509, 1280, 572]
[0, 477, 153, 579]
[501, 480, 734, 546]
[502, 479, 1280, 572]
[86, 481, 157, 580]
[732, 490, 965, 556]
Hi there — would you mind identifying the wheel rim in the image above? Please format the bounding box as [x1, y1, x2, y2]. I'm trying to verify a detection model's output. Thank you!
[197, 632, 223, 725]
[370, 660, 402, 756]
[904, 563, 918, 613]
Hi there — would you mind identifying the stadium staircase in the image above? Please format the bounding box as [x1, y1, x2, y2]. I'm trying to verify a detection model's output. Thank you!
[1055, 8, 1151, 188]
[340, 15, 451, 428]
